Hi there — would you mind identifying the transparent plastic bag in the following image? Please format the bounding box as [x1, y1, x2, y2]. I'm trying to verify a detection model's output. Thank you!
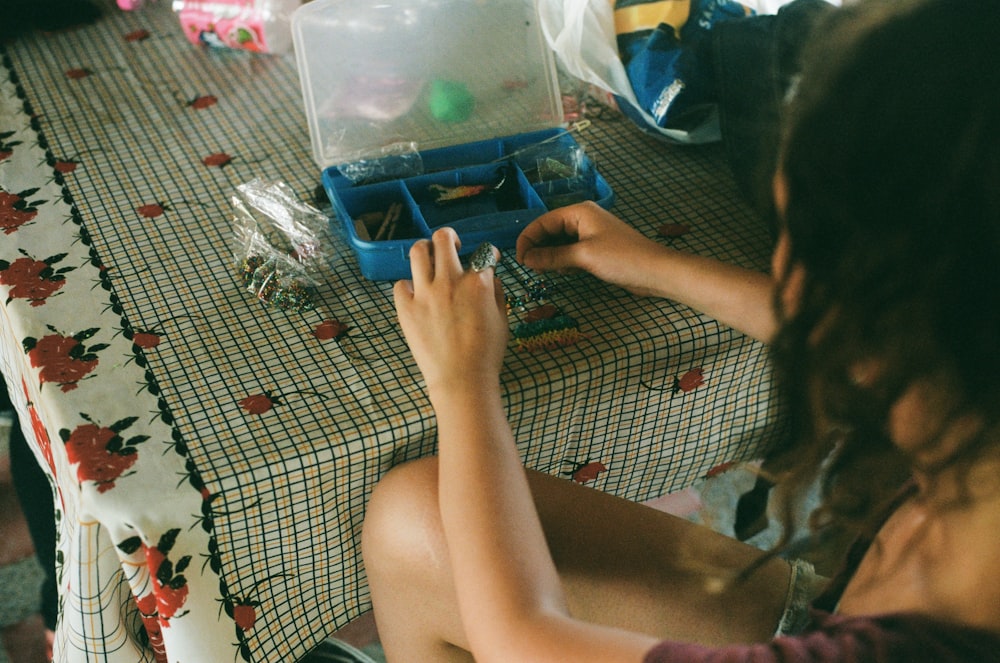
[509, 138, 598, 208]
[337, 141, 425, 185]
[232, 179, 337, 311]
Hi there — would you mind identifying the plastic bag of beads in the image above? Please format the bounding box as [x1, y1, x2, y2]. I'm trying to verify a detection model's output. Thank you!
[513, 142, 597, 208]
[337, 141, 424, 185]
[232, 179, 336, 311]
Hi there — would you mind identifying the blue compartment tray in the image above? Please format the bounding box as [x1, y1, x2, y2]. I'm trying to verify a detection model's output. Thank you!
[322, 128, 614, 280]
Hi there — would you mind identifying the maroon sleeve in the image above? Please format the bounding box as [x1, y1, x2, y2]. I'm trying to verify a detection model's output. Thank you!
[643, 611, 1000, 663]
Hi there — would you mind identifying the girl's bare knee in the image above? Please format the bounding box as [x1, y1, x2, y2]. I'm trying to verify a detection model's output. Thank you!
[362, 457, 443, 574]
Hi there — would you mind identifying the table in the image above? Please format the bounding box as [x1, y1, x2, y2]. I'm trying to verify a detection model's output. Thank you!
[0, 2, 783, 661]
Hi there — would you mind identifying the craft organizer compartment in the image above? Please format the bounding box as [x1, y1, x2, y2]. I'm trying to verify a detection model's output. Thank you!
[322, 128, 613, 280]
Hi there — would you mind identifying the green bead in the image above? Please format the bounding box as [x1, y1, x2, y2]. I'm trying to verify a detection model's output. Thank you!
[428, 79, 475, 123]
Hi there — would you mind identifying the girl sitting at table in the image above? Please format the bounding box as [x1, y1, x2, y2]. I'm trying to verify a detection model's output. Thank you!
[360, 0, 1000, 660]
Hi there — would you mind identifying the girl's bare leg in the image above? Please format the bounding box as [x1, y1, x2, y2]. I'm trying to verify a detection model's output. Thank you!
[362, 457, 792, 663]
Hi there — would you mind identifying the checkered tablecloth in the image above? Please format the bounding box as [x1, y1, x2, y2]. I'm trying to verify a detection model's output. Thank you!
[0, 2, 783, 661]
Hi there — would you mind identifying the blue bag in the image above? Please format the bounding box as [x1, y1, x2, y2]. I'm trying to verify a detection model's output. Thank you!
[614, 0, 754, 140]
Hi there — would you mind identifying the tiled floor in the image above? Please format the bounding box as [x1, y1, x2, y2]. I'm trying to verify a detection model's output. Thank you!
[0, 416, 50, 663]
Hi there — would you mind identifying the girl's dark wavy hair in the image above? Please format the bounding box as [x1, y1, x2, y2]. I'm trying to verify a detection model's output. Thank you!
[765, 0, 1000, 554]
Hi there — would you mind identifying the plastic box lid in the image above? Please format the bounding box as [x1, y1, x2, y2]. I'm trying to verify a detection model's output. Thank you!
[291, 0, 565, 169]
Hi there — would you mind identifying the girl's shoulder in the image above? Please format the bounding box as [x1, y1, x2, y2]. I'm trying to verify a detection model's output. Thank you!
[837, 482, 1000, 633]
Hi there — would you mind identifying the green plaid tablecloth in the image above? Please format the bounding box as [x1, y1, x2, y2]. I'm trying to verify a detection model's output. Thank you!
[0, 1, 782, 661]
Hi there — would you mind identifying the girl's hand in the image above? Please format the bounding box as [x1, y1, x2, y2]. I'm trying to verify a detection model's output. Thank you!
[393, 228, 508, 400]
[515, 201, 667, 297]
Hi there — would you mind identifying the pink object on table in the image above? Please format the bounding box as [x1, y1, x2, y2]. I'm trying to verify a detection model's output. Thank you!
[175, 0, 296, 53]
[117, 0, 146, 9]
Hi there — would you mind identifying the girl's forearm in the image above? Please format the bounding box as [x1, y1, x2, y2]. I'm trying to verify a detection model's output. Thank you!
[430, 383, 657, 663]
[646, 248, 777, 343]
[432, 383, 567, 635]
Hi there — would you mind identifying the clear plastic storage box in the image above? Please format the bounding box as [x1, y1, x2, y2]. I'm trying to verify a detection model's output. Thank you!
[291, 0, 614, 280]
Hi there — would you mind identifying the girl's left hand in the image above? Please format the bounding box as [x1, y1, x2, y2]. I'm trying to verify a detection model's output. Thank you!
[393, 228, 508, 401]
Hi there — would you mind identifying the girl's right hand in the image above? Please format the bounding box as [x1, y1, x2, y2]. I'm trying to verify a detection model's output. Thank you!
[515, 201, 668, 298]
